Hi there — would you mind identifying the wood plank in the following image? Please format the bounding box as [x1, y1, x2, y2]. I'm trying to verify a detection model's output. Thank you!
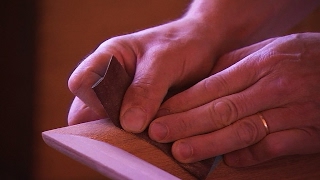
[42, 119, 195, 180]
[43, 133, 180, 180]
[43, 119, 320, 179]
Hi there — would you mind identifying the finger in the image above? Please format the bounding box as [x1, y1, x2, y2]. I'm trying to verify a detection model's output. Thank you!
[211, 38, 276, 74]
[68, 37, 137, 119]
[153, 50, 309, 141]
[120, 54, 174, 133]
[68, 51, 113, 118]
[171, 114, 268, 163]
[151, 73, 294, 143]
[170, 105, 320, 164]
[224, 129, 320, 167]
[157, 38, 277, 117]
[257, 102, 320, 133]
[68, 97, 104, 125]
[149, 103, 320, 159]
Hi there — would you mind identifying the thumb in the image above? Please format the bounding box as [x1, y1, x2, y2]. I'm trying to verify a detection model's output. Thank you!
[120, 63, 171, 133]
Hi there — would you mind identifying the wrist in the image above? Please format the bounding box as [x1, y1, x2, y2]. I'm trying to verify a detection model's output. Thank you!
[181, 13, 239, 57]
[181, 0, 319, 56]
[182, 1, 248, 56]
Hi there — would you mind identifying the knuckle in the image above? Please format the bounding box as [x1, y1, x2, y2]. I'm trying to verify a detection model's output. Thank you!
[235, 118, 260, 146]
[203, 75, 229, 97]
[100, 35, 135, 55]
[269, 76, 295, 100]
[208, 99, 237, 129]
[68, 66, 91, 95]
[203, 77, 214, 94]
[103, 36, 124, 47]
[274, 76, 293, 92]
[68, 75, 80, 94]
[176, 118, 194, 135]
[129, 78, 164, 102]
[129, 81, 152, 99]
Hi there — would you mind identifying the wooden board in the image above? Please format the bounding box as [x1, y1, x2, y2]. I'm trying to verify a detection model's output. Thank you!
[42, 119, 320, 179]
[43, 119, 195, 180]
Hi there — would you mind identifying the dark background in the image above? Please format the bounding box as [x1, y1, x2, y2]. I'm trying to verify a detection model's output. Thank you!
[1, 1, 36, 179]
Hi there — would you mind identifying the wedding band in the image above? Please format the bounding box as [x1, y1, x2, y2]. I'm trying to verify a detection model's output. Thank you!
[258, 113, 269, 134]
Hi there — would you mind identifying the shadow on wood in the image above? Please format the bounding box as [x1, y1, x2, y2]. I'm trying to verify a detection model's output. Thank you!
[43, 119, 320, 179]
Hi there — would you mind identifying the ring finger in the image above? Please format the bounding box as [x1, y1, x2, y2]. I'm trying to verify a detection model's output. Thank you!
[170, 105, 316, 163]
[171, 113, 269, 163]
[149, 77, 288, 143]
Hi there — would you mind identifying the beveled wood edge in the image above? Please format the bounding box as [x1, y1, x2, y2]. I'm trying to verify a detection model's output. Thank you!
[42, 131, 180, 180]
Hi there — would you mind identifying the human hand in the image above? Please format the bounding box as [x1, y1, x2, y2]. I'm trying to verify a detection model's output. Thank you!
[68, 18, 224, 130]
[68, 0, 320, 127]
[149, 33, 320, 167]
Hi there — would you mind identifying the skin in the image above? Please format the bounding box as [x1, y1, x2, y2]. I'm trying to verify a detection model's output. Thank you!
[68, 18, 223, 126]
[68, 0, 320, 166]
[150, 33, 320, 166]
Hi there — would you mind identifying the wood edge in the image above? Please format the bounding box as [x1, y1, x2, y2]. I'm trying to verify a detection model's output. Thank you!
[42, 131, 180, 180]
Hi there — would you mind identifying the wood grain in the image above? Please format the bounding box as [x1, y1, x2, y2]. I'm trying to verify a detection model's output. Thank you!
[43, 119, 320, 179]
[43, 119, 195, 180]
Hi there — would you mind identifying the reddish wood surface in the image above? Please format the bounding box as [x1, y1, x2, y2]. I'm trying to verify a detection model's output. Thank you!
[43, 119, 320, 179]
[43, 119, 195, 180]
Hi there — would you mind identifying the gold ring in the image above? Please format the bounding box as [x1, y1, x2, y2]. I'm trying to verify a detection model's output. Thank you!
[258, 113, 269, 134]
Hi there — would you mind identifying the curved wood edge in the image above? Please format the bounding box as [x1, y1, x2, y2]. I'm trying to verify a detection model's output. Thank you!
[42, 119, 195, 180]
[43, 119, 320, 179]
[42, 132, 179, 180]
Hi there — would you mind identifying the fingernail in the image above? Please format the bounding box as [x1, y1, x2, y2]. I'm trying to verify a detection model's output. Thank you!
[150, 122, 168, 141]
[176, 141, 193, 160]
[121, 107, 147, 133]
[156, 108, 170, 117]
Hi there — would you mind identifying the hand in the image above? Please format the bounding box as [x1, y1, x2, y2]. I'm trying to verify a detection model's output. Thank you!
[67, 0, 320, 126]
[149, 33, 320, 167]
[68, 18, 224, 130]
